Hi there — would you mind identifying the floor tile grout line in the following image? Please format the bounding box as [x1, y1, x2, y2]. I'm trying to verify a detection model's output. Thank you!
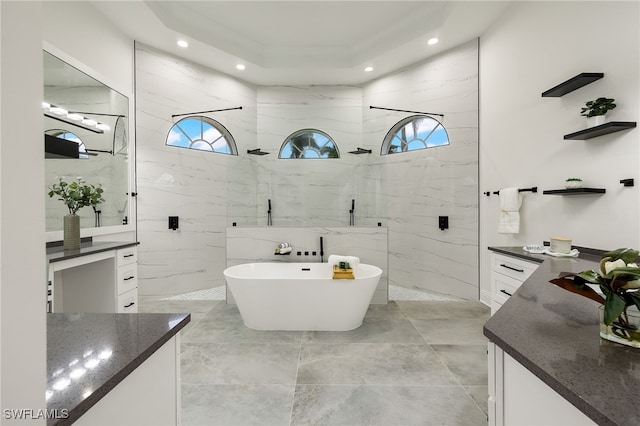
[429, 342, 489, 419]
[288, 331, 304, 425]
[180, 382, 481, 388]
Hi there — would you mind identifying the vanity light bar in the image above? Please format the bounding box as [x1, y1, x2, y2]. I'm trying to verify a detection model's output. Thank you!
[42, 102, 110, 134]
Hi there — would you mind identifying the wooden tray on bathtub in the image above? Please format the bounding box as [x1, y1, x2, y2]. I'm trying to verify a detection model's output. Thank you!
[332, 265, 354, 280]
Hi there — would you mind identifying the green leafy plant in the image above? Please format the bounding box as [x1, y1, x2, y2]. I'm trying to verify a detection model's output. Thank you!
[565, 177, 582, 182]
[550, 248, 640, 333]
[580, 97, 616, 117]
[48, 177, 104, 215]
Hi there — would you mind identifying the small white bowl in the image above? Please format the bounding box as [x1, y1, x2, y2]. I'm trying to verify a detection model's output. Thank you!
[565, 180, 582, 189]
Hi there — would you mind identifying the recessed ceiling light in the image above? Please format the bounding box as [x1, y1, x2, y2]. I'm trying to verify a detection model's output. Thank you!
[177, 40, 189, 48]
[427, 37, 439, 46]
[236, 64, 246, 71]
[364, 66, 374, 72]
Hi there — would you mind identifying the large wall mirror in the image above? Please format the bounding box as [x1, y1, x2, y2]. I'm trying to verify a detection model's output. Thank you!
[44, 49, 132, 236]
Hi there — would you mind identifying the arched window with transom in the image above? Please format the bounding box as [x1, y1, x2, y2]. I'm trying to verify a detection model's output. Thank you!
[279, 129, 340, 159]
[166, 116, 237, 155]
[381, 115, 449, 155]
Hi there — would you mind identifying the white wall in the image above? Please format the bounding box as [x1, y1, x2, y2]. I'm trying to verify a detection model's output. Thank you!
[479, 1, 640, 303]
[1, 1, 46, 421]
[42, 1, 133, 94]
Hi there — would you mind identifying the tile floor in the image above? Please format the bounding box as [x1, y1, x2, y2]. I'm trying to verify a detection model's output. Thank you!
[139, 298, 490, 425]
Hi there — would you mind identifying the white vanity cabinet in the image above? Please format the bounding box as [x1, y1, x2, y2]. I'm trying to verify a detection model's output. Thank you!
[488, 343, 597, 426]
[490, 252, 539, 314]
[47, 242, 139, 313]
[116, 247, 139, 313]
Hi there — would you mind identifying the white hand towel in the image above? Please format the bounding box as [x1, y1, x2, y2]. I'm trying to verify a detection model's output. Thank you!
[328, 255, 360, 268]
[498, 188, 522, 234]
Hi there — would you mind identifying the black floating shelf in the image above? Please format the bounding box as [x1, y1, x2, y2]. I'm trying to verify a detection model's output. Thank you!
[564, 121, 636, 140]
[543, 188, 606, 195]
[541, 73, 604, 97]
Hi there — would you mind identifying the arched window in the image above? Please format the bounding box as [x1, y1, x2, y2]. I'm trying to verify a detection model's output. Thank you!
[45, 129, 89, 159]
[381, 115, 449, 155]
[166, 116, 237, 155]
[279, 129, 340, 159]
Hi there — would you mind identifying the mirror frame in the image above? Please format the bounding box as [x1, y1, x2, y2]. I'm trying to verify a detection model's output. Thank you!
[44, 42, 136, 242]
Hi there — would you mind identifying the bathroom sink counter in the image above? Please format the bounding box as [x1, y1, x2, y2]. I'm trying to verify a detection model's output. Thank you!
[485, 246, 640, 426]
[46, 240, 139, 263]
[47, 312, 190, 425]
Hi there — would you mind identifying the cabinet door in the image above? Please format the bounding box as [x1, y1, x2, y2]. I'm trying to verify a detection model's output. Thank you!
[492, 273, 520, 306]
[117, 247, 137, 267]
[117, 289, 138, 313]
[117, 264, 138, 295]
[75, 337, 179, 426]
[491, 254, 538, 281]
[503, 353, 597, 426]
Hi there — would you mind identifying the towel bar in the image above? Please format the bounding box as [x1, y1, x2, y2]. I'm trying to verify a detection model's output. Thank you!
[484, 186, 537, 197]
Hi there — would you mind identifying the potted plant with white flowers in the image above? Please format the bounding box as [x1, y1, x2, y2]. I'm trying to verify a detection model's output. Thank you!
[48, 177, 104, 250]
[550, 248, 640, 348]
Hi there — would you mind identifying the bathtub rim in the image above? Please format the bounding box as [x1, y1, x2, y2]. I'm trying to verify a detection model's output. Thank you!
[223, 262, 382, 281]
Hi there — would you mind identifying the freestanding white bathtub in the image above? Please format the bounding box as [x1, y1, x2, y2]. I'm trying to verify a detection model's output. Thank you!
[223, 262, 383, 331]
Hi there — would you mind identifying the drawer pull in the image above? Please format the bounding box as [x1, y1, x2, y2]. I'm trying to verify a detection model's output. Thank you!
[500, 263, 524, 273]
[123, 254, 135, 258]
[123, 276, 135, 281]
[124, 302, 135, 308]
[500, 289, 513, 297]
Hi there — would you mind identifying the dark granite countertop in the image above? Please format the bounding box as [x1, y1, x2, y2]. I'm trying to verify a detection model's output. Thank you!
[47, 312, 190, 425]
[46, 241, 139, 263]
[485, 246, 640, 426]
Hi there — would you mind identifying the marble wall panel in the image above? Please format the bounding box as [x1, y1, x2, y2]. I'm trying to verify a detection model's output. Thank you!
[135, 44, 257, 297]
[363, 40, 479, 299]
[226, 227, 388, 304]
[135, 40, 478, 300]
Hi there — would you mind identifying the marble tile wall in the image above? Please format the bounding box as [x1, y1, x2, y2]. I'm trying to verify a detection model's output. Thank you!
[135, 40, 478, 300]
[363, 40, 479, 300]
[135, 44, 257, 297]
[226, 227, 388, 304]
[231, 86, 374, 227]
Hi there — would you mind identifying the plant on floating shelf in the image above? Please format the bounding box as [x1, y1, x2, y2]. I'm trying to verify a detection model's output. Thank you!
[565, 177, 582, 189]
[580, 97, 616, 117]
[550, 248, 640, 344]
[48, 177, 104, 215]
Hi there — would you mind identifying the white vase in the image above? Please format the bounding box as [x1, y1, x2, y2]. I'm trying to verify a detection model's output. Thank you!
[565, 180, 582, 189]
[587, 115, 606, 127]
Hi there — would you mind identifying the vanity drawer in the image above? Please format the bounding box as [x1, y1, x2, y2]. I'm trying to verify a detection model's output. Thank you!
[492, 273, 521, 306]
[491, 254, 538, 282]
[117, 289, 138, 313]
[117, 247, 137, 267]
[117, 264, 138, 295]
